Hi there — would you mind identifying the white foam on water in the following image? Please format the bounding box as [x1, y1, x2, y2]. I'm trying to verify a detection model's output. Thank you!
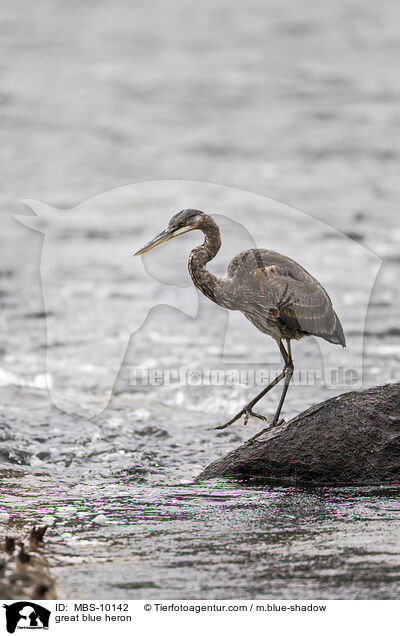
[0, 367, 53, 390]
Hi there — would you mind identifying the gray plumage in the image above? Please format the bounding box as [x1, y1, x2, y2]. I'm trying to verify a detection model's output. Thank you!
[185, 212, 345, 348]
[225, 248, 345, 346]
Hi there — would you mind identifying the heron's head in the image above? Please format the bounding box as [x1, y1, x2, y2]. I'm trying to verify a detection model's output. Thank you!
[134, 209, 204, 256]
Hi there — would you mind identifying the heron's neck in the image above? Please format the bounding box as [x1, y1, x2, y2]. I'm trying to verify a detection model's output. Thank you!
[188, 216, 221, 302]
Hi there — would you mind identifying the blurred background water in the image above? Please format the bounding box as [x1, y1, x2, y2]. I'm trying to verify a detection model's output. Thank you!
[1, 0, 400, 599]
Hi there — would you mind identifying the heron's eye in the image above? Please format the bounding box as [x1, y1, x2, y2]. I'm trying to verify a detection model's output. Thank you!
[179, 220, 185, 228]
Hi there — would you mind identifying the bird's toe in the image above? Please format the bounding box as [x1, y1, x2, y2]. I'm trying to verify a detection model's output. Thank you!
[246, 409, 267, 422]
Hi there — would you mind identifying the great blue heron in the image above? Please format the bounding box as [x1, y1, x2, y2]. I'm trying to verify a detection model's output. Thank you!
[135, 209, 345, 433]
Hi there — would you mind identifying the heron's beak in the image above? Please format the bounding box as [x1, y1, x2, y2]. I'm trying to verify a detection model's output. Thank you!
[134, 226, 191, 256]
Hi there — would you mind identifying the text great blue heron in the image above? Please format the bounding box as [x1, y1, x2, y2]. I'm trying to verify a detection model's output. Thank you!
[135, 209, 345, 433]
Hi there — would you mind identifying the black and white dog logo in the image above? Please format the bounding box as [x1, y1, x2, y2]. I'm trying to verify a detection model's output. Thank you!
[3, 602, 50, 634]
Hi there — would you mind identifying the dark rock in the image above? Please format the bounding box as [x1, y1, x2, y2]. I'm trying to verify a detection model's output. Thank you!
[198, 383, 400, 485]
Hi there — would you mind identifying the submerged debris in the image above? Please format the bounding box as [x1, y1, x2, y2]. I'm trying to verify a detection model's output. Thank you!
[0, 526, 56, 600]
[29, 526, 48, 545]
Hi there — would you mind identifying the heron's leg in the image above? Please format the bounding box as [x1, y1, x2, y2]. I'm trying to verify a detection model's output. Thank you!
[215, 369, 287, 430]
[250, 340, 294, 440]
[215, 340, 288, 430]
[270, 347, 294, 426]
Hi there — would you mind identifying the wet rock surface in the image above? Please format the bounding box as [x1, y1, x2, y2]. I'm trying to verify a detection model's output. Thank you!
[198, 383, 400, 484]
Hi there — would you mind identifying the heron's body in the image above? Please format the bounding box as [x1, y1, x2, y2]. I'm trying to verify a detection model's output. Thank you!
[229, 249, 344, 345]
[136, 209, 345, 432]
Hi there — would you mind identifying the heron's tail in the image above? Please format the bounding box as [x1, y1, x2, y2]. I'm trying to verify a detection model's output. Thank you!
[322, 312, 346, 347]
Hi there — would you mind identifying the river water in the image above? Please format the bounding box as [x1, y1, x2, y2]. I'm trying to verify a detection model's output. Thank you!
[1, 0, 400, 599]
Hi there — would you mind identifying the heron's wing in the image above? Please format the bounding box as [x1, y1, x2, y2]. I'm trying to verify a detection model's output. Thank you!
[230, 250, 345, 345]
[265, 265, 344, 343]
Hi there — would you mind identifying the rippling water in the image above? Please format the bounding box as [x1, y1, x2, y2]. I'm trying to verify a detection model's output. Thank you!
[1, 0, 400, 599]
[1, 387, 400, 599]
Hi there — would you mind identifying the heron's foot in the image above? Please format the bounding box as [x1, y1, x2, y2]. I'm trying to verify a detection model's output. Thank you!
[271, 416, 286, 429]
[250, 418, 286, 441]
[243, 409, 267, 425]
[215, 407, 267, 430]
